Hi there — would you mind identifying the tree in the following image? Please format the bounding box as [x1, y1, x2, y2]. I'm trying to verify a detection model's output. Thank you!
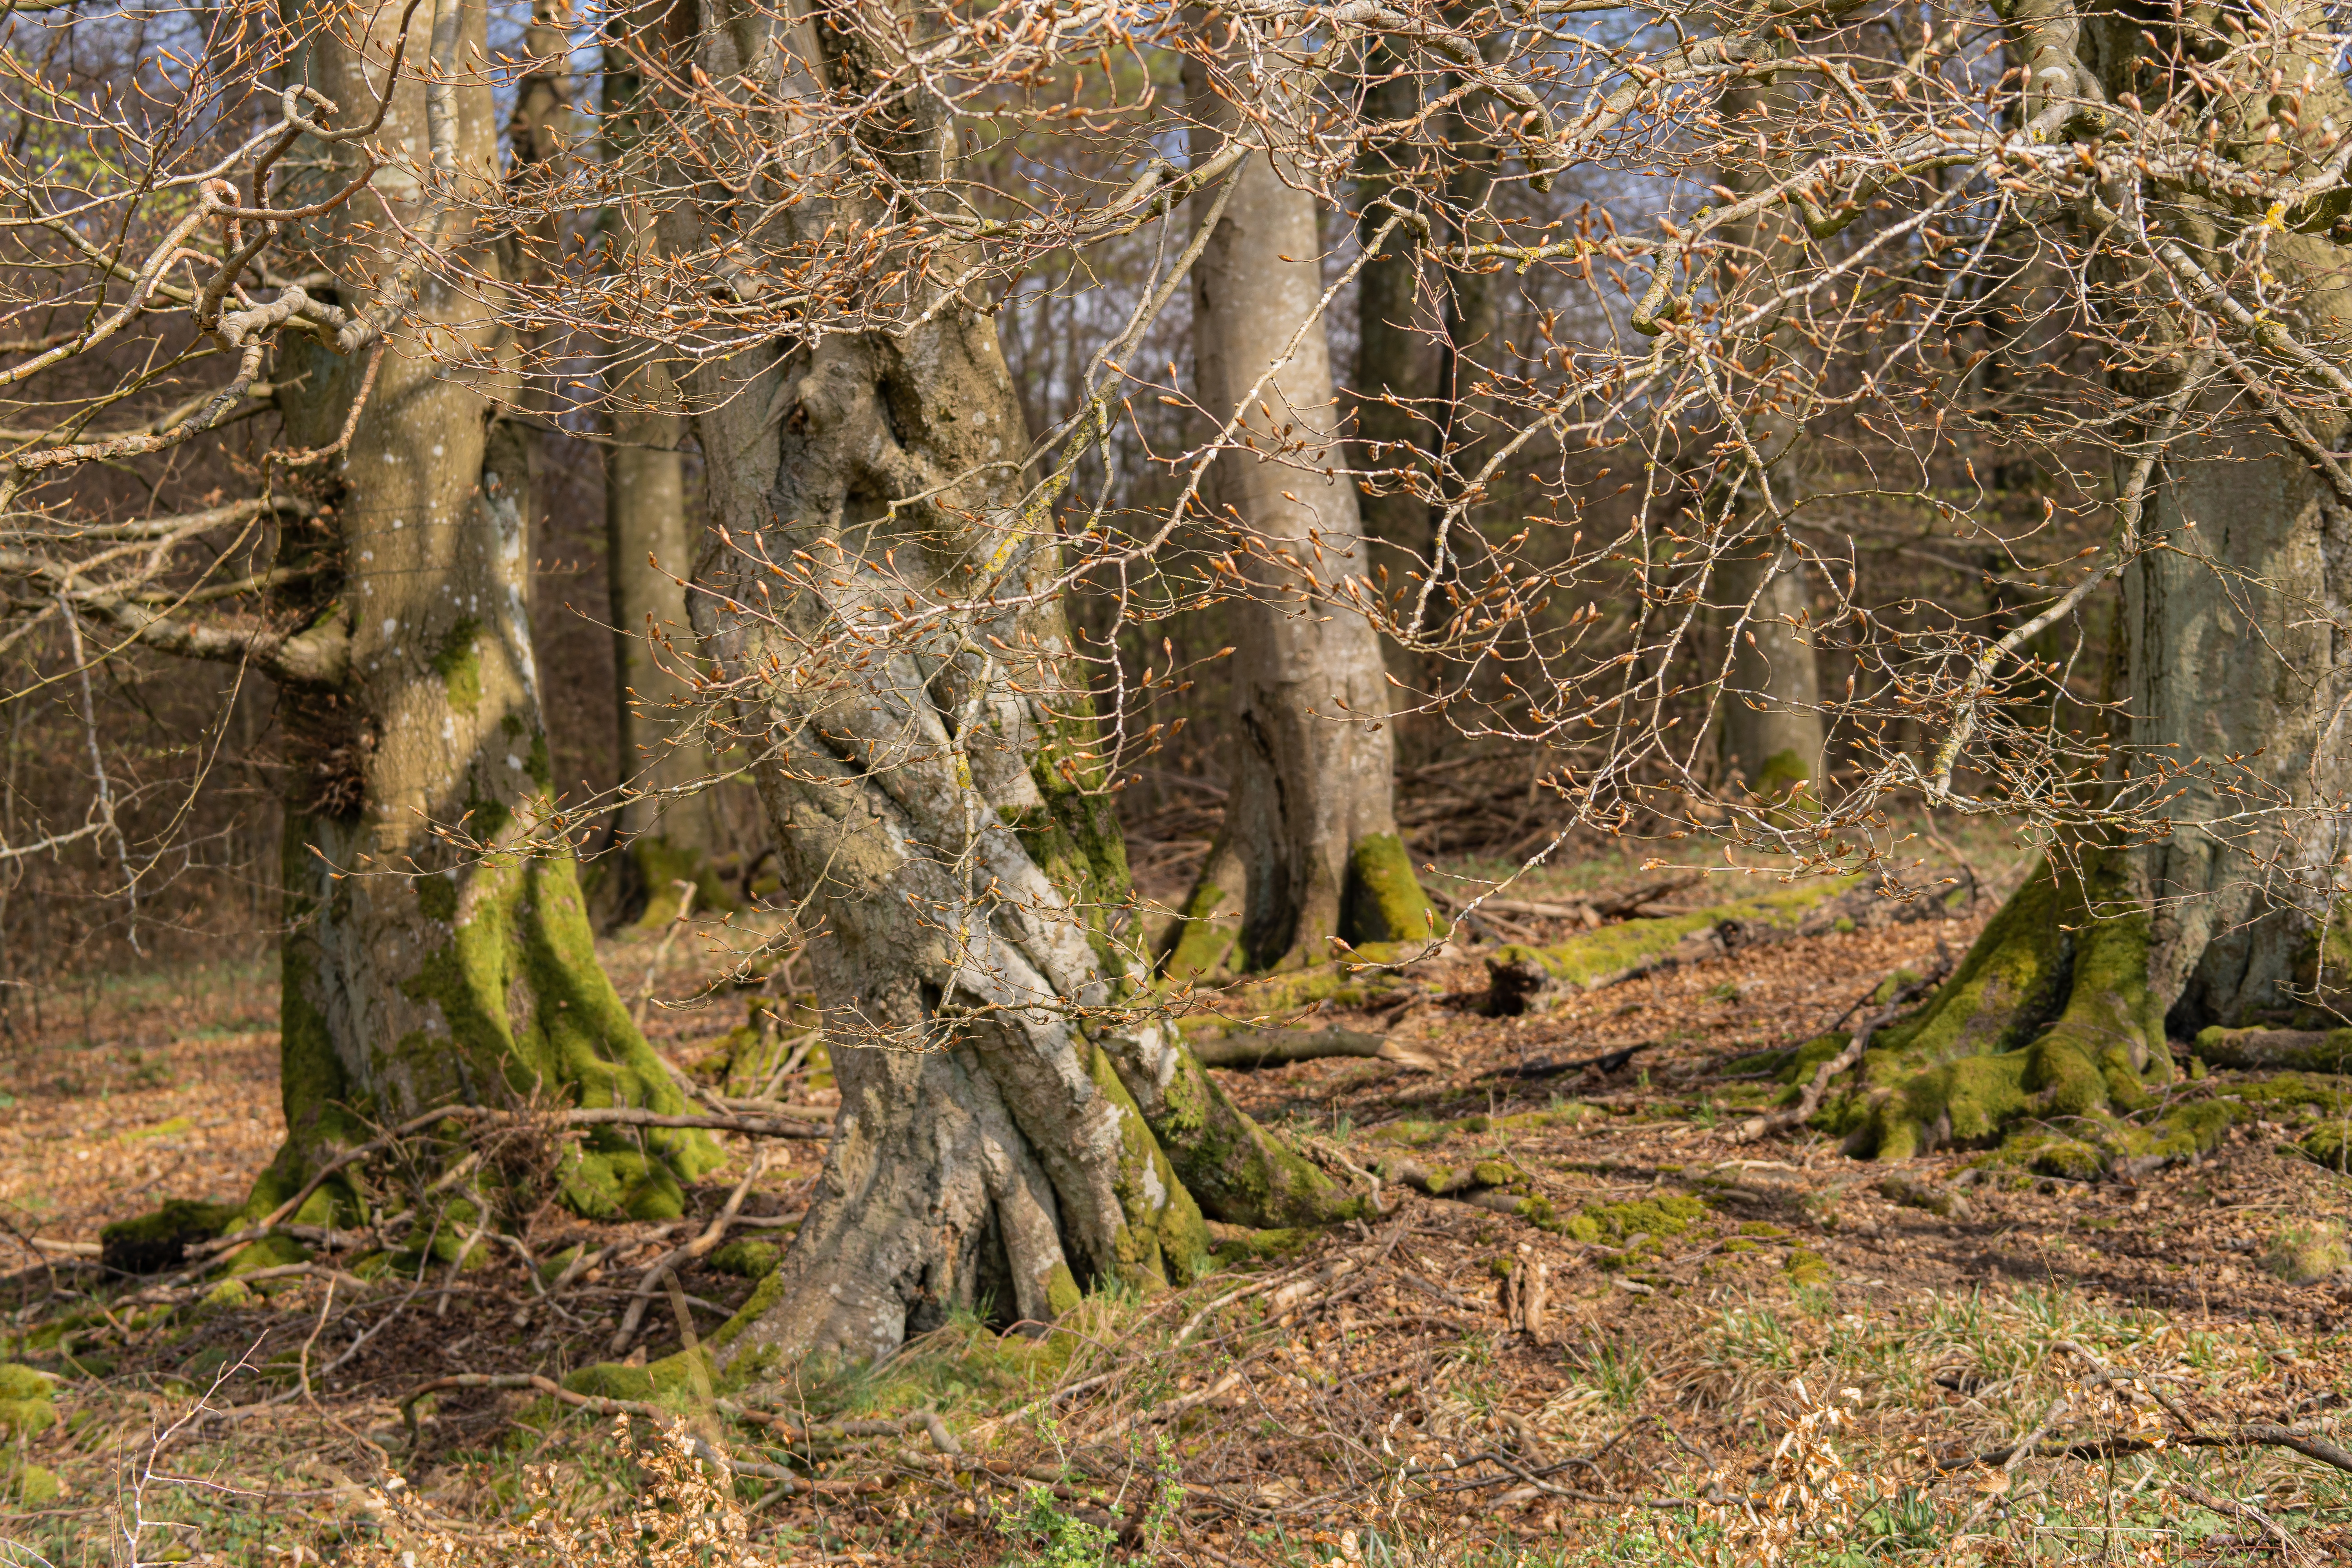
[252, 0, 718, 1232]
[1708, 82, 1824, 805]
[1162, 47, 1438, 980]
[598, 13, 733, 929]
[644, 0, 1375, 1368]
[0, 0, 717, 1240]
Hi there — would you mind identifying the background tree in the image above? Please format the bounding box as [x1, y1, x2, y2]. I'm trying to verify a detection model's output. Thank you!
[1163, 43, 1438, 980]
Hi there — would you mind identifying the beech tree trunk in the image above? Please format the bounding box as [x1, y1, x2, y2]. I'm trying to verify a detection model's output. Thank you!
[1711, 82, 1824, 801]
[249, 0, 716, 1245]
[664, 0, 1365, 1372]
[1842, 73, 2352, 1166]
[1165, 56, 1436, 980]
[599, 23, 730, 929]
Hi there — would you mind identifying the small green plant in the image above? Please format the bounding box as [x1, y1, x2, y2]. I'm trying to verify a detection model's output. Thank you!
[1706, 981, 1741, 1003]
[1567, 1338, 1650, 1410]
[2261, 1221, 2347, 1285]
[995, 1484, 1117, 1568]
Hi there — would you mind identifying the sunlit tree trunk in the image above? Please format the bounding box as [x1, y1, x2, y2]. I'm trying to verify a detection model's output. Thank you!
[249, 0, 715, 1247]
[1165, 52, 1436, 980]
[1839, 5, 2352, 1165]
[663, 0, 1364, 1370]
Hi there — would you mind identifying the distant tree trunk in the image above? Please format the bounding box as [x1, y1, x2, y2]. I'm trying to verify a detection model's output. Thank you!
[1350, 46, 1436, 636]
[249, 0, 716, 1250]
[599, 19, 729, 929]
[1710, 82, 1824, 802]
[664, 0, 1365, 1371]
[1166, 54, 1437, 979]
[1840, 13, 2352, 1165]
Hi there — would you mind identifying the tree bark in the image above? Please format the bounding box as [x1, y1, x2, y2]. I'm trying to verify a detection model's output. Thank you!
[249, 0, 717, 1246]
[599, 18, 730, 929]
[1710, 81, 1824, 801]
[1166, 52, 1437, 979]
[662, 0, 1366, 1372]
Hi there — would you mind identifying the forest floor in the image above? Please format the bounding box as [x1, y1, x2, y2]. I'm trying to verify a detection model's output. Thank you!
[4, 826, 2352, 1566]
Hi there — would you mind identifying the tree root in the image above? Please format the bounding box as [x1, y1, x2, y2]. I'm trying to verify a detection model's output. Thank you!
[1732, 960, 1951, 1144]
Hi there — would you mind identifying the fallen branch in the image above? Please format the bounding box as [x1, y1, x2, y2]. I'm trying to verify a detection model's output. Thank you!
[1190, 1027, 1439, 1072]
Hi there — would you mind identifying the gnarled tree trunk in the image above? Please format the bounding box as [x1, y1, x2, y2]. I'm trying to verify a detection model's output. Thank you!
[665, 0, 1363, 1372]
[249, 0, 716, 1247]
[1165, 56, 1436, 980]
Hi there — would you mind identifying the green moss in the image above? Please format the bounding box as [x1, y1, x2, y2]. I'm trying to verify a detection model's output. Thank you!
[2195, 1025, 2352, 1073]
[1045, 1262, 1083, 1318]
[1563, 1195, 1710, 1261]
[2294, 1125, 2352, 1172]
[199, 1279, 254, 1311]
[1207, 1226, 1315, 1265]
[373, 846, 721, 1219]
[11, 1464, 59, 1504]
[626, 835, 738, 928]
[1490, 878, 1853, 990]
[708, 1240, 780, 1279]
[1161, 877, 1238, 984]
[432, 618, 484, 715]
[0, 1396, 56, 1437]
[0, 1365, 55, 1403]
[1783, 1249, 1833, 1285]
[1342, 833, 1439, 946]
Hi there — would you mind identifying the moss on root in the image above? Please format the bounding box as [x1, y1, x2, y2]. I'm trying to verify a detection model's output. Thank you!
[1161, 877, 1239, 985]
[1831, 852, 2177, 1163]
[1485, 877, 1853, 990]
[1341, 833, 1439, 946]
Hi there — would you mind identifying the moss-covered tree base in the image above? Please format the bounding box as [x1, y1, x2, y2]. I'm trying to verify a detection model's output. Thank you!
[1795, 854, 2207, 1174]
[1161, 829, 1441, 982]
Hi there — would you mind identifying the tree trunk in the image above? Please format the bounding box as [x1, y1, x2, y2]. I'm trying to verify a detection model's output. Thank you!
[599, 22, 730, 929]
[1844, 412, 2351, 1166]
[1165, 55, 1436, 980]
[249, 0, 717, 1247]
[1350, 45, 1438, 731]
[1833, 7, 2352, 1171]
[1710, 81, 1824, 802]
[663, 0, 1365, 1372]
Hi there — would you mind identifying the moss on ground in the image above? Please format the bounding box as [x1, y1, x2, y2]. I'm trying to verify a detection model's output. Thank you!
[1485, 878, 1854, 990]
[1563, 1194, 1712, 1266]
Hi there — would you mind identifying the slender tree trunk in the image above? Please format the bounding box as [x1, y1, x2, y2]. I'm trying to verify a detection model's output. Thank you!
[599, 20, 729, 929]
[1350, 46, 1437, 699]
[1165, 53, 1436, 979]
[249, 0, 716, 1247]
[1710, 82, 1824, 801]
[662, 0, 1364, 1371]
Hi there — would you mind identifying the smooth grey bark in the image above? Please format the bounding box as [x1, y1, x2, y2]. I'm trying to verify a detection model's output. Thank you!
[1167, 54, 1436, 978]
[1710, 81, 1824, 800]
[598, 16, 729, 929]
[2130, 428, 2352, 1030]
[255, 0, 710, 1233]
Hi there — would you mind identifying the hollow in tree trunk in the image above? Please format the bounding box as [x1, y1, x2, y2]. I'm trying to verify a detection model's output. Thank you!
[668, 0, 1368, 1372]
[247, 0, 717, 1253]
[1164, 55, 1437, 981]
